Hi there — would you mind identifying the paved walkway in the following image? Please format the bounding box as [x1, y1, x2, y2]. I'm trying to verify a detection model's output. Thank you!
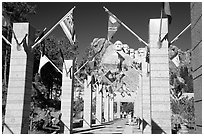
[74, 118, 142, 134]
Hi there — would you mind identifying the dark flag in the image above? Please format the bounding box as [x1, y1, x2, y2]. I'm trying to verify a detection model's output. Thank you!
[117, 52, 125, 72]
[107, 14, 121, 41]
[105, 70, 116, 83]
[163, 2, 172, 24]
[145, 47, 150, 63]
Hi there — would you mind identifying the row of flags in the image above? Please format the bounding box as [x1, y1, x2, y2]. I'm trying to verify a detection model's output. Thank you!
[37, 2, 178, 85]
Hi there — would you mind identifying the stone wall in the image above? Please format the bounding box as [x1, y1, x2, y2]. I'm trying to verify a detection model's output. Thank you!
[190, 2, 202, 134]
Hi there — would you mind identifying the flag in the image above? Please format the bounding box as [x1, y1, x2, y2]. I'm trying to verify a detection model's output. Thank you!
[60, 8, 76, 45]
[107, 15, 121, 41]
[38, 54, 50, 74]
[117, 52, 125, 72]
[38, 53, 62, 74]
[172, 53, 180, 67]
[163, 2, 172, 24]
[145, 47, 150, 63]
[105, 70, 116, 83]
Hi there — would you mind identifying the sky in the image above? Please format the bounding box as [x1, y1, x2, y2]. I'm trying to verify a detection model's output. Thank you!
[27, 2, 191, 61]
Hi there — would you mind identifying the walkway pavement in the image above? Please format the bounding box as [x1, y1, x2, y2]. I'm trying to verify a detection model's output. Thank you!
[74, 118, 142, 134]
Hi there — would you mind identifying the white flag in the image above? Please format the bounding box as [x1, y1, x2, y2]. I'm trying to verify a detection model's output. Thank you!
[38, 54, 62, 74]
[38, 54, 49, 74]
[60, 8, 76, 45]
[172, 54, 180, 67]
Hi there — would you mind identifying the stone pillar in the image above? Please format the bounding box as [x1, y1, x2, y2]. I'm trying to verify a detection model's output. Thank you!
[117, 101, 121, 118]
[141, 48, 151, 134]
[104, 86, 109, 122]
[3, 23, 35, 134]
[133, 100, 138, 118]
[134, 93, 140, 120]
[149, 18, 171, 134]
[95, 84, 102, 125]
[61, 60, 74, 134]
[138, 72, 143, 129]
[83, 76, 92, 128]
[109, 96, 114, 121]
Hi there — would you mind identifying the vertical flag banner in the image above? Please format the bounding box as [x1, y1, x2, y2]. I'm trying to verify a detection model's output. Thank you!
[163, 2, 172, 24]
[108, 15, 121, 41]
[171, 54, 180, 67]
[117, 52, 125, 72]
[38, 54, 50, 74]
[60, 8, 76, 45]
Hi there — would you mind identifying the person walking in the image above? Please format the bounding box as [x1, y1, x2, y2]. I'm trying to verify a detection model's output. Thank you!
[127, 112, 132, 125]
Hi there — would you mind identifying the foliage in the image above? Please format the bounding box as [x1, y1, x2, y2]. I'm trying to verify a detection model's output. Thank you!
[171, 96, 194, 125]
[73, 96, 84, 118]
[179, 66, 193, 93]
[3, 2, 36, 23]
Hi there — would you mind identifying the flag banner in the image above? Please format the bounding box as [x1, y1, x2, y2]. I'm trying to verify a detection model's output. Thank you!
[163, 2, 172, 24]
[108, 15, 121, 41]
[105, 70, 116, 83]
[172, 54, 180, 67]
[38, 54, 50, 74]
[38, 53, 62, 74]
[60, 8, 76, 45]
[117, 52, 125, 72]
[146, 47, 150, 63]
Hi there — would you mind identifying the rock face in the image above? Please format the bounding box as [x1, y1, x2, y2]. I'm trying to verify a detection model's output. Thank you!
[89, 38, 193, 95]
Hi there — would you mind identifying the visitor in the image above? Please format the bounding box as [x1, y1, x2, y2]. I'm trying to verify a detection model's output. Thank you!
[127, 112, 132, 125]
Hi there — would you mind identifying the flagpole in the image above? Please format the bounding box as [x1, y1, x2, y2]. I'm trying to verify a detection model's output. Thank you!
[103, 6, 148, 46]
[32, 6, 76, 49]
[48, 58, 63, 74]
[170, 23, 191, 45]
[2, 35, 12, 46]
[158, 6, 163, 48]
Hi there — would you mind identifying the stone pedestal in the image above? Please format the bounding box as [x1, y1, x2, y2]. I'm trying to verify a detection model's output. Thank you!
[149, 18, 171, 134]
[83, 76, 92, 128]
[3, 23, 35, 134]
[61, 60, 74, 134]
[141, 48, 151, 134]
[138, 72, 143, 129]
[95, 84, 102, 125]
